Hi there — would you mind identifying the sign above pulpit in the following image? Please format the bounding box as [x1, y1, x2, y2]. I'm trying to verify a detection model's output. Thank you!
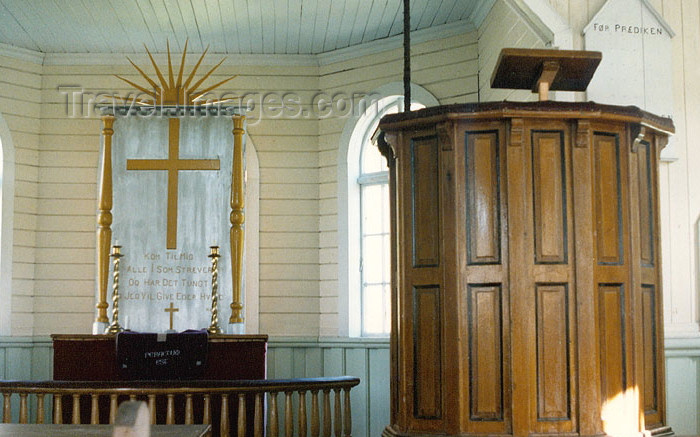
[92, 43, 247, 334]
[583, 0, 676, 160]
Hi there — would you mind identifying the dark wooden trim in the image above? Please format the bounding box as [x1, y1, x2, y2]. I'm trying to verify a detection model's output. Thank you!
[380, 101, 674, 134]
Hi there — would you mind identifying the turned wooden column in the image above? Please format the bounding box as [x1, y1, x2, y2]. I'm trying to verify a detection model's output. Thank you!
[378, 101, 674, 437]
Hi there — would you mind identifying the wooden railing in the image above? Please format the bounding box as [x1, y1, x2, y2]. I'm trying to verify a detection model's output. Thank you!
[0, 377, 360, 437]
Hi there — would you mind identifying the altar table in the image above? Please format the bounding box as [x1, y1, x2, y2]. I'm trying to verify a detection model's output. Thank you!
[51, 334, 267, 381]
[51, 334, 266, 435]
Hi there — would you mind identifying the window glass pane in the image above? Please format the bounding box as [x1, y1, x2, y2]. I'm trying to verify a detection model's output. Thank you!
[362, 284, 385, 335]
[381, 183, 390, 234]
[382, 284, 391, 333]
[361, 139, 387, 174]
[362, 234, 384, 284]
[361, 184, 383, 235]
[383, 234, 391, 282]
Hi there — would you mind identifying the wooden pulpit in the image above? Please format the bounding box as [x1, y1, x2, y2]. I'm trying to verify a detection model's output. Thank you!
[378, 49, 674, 437]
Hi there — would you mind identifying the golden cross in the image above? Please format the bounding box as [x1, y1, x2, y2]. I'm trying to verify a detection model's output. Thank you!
[164, 302, 179, 330]
[127, 118, 220, 249]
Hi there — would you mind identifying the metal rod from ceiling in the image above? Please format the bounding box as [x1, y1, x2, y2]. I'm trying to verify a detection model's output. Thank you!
[403, 0, 411, 112]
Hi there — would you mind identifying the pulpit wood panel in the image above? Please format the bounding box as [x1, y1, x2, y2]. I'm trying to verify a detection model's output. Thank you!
[459, 123, 511, 435]
[531, 131, 567, 264]
[593, 133, 623, 266]
[465, 132, 500, 265]
[599, 284, 627, 410]
[641, 285, 658, 415]
[468, 284, 503, 422]
[535, 284, 570, 421]
[412, 286, 442, 420]
[637, 141, 655, 267]
[632, 132, 666, 430]
[410, 136, 440, 268]
[399, 128, 447, 434]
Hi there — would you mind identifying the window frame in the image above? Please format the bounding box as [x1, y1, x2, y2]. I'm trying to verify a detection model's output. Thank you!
[0, 112, 15, 335]
[337, 83, 437, 338]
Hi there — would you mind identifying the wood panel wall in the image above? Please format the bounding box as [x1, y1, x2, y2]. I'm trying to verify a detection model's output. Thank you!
[0, 53, 42, 335]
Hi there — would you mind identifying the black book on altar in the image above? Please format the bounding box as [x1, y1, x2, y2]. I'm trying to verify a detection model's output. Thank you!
[116, 330, 208, 380]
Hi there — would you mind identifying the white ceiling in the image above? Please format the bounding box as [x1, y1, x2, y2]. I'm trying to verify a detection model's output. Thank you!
[0, 0, 493, 55]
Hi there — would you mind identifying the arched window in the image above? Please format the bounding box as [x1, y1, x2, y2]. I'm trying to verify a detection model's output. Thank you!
[338, 83, 437, 338]
[356, 104, 393, 336]
[341, 94, 427, 337]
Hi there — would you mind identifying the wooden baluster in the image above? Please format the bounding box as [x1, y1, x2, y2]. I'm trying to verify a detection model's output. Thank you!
[36, 394, 45, 424]
[220, 394, 230, 437]
[166, 394, 175, 424]
[148, 394, 156, 425]
[269, 392, 279, 437]
[299, 391, 307, 437]
[285, 392, 293, 437]
[3, 393, 11, 423]
[71, 394, 80, 424]
[53, 394, 62, 424]
[185, 394, 194, 424]
[109, 394, 118, 424]
[203, 394, 211, 425]
[343, 389, 352, 437]
[237, 393, 246, 437]
[254, 393, 263, 437]
[90, 394, 99, 424]
[19, 393, 27, 424]
[333, 389, 341, 437]
[284, 391, 294, 437]
[322, 390, 331, 437]
[311, 391, 320, 437]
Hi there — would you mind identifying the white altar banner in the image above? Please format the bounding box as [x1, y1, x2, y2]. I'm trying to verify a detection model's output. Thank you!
[106, 108, 243, 333]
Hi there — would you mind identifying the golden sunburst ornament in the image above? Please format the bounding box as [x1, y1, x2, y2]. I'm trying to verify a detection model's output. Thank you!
[115, 40, 237, 106]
